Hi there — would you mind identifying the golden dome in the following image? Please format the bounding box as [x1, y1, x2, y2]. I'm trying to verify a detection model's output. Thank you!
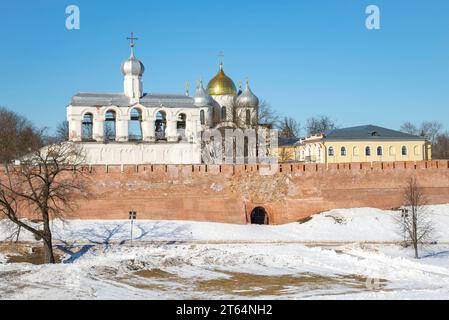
[207, 64, 237, 96]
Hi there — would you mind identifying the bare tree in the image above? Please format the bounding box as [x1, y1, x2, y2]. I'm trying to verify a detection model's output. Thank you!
[396, 177, 433, 259]
[432, 132, 449, 160]
[278, 147, 295, 163]
[400, 121, 442, 144]
[400, 122, 418, 135]
[258, 100, 280, 128]
[0, 106, 43, 164]
[420, 121, 443, 144]
[0, 142, 88, 263]
[279, 117, 301, 139]
[55, 120, 70, 142]
[400, 121, 445, 159]
[305, 115, 336, 136]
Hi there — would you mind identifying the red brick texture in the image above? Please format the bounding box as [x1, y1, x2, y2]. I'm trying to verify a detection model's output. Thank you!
[3, 161, 449, 224]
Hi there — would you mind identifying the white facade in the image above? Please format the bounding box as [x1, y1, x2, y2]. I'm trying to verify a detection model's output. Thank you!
[81, 142, 201, 165]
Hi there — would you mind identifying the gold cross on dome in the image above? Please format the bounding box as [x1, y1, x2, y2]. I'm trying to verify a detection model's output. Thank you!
[218, 51, 224, 66]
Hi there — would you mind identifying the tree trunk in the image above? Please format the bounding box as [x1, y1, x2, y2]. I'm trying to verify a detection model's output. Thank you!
[42, 208, 55, 264]
[43, 237, 55, 264]
[412, 211, 419, 259]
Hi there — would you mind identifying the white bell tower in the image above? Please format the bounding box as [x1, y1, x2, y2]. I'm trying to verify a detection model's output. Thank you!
[121, 32, 145, 101]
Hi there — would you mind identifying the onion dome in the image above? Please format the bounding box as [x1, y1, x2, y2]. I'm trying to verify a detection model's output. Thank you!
[194, 80, 214, 106]
[237, 80, 243, 96]
[121, 50, 145, 77]
[207, 63, 237, 96]
[235, 80, 259, 108]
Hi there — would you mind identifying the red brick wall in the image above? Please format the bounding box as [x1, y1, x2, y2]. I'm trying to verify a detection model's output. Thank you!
[3, 161, 449, 224]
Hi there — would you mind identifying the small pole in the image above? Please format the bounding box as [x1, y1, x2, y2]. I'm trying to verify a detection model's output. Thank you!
[129, 210, 137, 246]
[131, 217, 134, 246]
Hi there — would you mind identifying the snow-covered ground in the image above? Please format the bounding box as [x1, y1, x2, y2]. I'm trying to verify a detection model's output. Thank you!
[1, 205, 449, 300]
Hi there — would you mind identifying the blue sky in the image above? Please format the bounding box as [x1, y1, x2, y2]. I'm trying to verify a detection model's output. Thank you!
[0, 0, 448, 133]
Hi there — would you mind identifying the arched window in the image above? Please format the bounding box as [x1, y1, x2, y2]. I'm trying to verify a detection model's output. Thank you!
[353, 146, 359, 156]
[200, 110, 205, 125]
[104, 110, 116, 141]
[389, 146, 395, 156]
[328, 147, 334, 157]
[82, 113, 93, 141]
[402, 146, 408, 156]
[177, 113, 186, 129]
[414, 145, 420, 155]
[377, 146, 383, 156]
[221, 106, 227, 121]
[246, 109, 251, 125]
[244, 136, 249, 159]
[177, 113, 186, 141]
[128, 108, 143, 141]
[341, 146, 347, 156]
[155, 111, 166, 141]
[365, 146, 371, 156]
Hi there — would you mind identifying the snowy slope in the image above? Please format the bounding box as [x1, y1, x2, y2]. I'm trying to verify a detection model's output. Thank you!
[1, 204, 449, 243]
[1, 205, 449, 299]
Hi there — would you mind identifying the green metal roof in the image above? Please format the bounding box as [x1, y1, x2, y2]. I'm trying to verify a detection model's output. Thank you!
[323, 125, 426, 141]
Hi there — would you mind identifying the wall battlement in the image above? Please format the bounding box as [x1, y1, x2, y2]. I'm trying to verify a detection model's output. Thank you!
[78, 160, 449, 176]
[2, 161, 449, 225]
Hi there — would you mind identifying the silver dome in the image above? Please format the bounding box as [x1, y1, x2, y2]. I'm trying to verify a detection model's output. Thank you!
[235, 80, 259, 108]
[121, 52, 145, 77]
[194, 80, 214, 106]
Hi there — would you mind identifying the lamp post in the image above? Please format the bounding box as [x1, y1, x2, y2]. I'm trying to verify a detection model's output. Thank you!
[129, 210, 137, 245]
[401, 208, 409, 246]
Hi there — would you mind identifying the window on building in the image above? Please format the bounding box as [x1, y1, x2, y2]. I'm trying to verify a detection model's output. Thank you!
[328, 147, 334, 157]
[200, 110, 205, 125]
[377, 146, 383, 156]
[414, 145, 420, 155]
[128, 108, 143, 141]
[155, 111, 167, 140]
[104, 110, 116, 141]
[244, 136, 249, 159]
[221, 106, 227, 121]
[177, 113, 187, 141]
[389, 146, 395, 156]
[353, 147, 359, 156]
[82, 113, 93, 141]
[177, 113, 186, 129]
[402, 146, 408, 156]
[365, 146, 371, 156]
[246, 109, 251, 125]
[341, 147, 347, 156]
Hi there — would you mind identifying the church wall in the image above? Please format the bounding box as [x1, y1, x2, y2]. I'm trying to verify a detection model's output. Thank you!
[82, 142, 202, 164]
[211, 95, 235, 123]
[4, 161, 449, 225]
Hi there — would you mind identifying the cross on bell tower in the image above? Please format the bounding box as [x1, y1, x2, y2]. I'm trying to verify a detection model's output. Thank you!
[122, 32, 144, 100]
[127, 32, 139, 56]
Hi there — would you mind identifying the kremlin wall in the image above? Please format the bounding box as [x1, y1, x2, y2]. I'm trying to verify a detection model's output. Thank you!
[19, 160, 447, 225]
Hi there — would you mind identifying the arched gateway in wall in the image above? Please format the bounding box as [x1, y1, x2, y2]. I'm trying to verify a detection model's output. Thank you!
[250, 207, 269, 225]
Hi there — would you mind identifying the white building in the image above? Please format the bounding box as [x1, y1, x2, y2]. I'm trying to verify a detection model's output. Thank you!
[67, 35, 260, 165]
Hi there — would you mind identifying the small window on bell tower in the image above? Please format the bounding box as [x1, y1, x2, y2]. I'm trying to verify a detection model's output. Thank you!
[246, 110, 251, 125]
